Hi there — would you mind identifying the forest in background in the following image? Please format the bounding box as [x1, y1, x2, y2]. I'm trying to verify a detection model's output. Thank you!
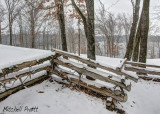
[0, 0, 159, 60]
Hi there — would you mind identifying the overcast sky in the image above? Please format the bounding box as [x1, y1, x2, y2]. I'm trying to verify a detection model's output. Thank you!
[95, 0, 160, 17]
[1, 0, 159, 16]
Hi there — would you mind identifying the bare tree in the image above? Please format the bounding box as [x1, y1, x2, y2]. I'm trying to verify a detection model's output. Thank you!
[24, 0, 45, 48]
[71, 0, 96, 60]
[156, 36, 160, 58]
[5, 0, 20, 45]
[154, 27, 160, 58]
[133, 0, 150, 63]
[96, 2, 111, 56]
[125, 0, 141, 60]
[16, 11, 24, 47]
[96, 2, 117, 57]
[115, 14, 123, 57]
[66, 18, 76, 53]
[55, 0, 68, 52]
[0, 3, 5, 44]
[71, 0, 95, 80]
[121, 13, 132, 47]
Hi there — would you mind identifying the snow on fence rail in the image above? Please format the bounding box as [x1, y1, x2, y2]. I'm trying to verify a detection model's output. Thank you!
[51, 49, 139, 111]
[0, 56, 53, 100]
[52, 49, 138, 82]
[124, 61, 160, 82]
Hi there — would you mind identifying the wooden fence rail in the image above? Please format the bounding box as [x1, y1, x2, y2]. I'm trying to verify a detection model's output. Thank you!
[52, 49, 138, 82]
[54, 58, 131, 91]
[125, 61, 160, 69]
[124, 61, 160, 82]
[0, 56, 52, 78]
[0, 56, 53, 100]
[124, 65, 160, 75]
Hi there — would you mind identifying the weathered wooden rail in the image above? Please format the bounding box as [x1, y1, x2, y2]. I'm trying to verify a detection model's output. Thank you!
[53, 49, 138, 82]
[0, 56, 53, 100]
[124, 61, 160, 82]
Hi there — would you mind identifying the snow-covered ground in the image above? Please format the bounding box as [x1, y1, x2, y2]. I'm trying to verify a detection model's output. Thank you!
[0, 45, 54, 72]
[0, 45, 160, 114]
[0, 80, 115, 114]
[0, 75, 160, 114]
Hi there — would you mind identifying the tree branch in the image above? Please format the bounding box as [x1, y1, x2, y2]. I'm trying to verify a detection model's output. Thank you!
[71, 0, 87, 26]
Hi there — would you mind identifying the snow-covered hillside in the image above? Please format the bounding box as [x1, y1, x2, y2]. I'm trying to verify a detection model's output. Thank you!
[0, 45, 160, 114]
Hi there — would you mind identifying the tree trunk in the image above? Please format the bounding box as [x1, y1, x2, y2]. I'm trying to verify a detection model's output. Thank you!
[71, 0, 95, 60]
[85, 0, 96, 60]
[158, 41, 160, 58]
[19, 28, 23, 47]
[43, 31, 45, 50]
[31, 9, 35, 48]
[71, 0, 95, 80]
[139, 0, 150, 63]
[106, 37, 112, 57]
[85, 0, 96, 80]
[125, 0, 140, 60]
[132, 18, 141, 62]
[78, 19, 81, 56]
[31, 25, 35, 48]
[47, 32, 49, 50]
[9, 23, 13, 46]
[19, 14, 23, 47]
[55, 0, 68, 52]
[0, 22, 2, 44]
[9, 12, 13, 46]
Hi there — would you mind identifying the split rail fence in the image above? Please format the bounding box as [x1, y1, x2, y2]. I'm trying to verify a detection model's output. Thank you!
[0, 49, 159, 111]
[0, 56, 52, 100]
[51, 49, 138, 110]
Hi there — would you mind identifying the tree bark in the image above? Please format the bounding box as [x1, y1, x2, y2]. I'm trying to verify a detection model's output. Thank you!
[71, 0, 96, 80]
[85, 0, 96, 60]
[9, 16, 13, 46]
[19, 14, 23, 47]
[71, 0, 96, 60]
[78, 19, 81, 56]
[132, 18, 141, 62]
[47, 32, 49, 50]
[43, 30, 45, 50]
[71, 0, 88, 37]
[0, 22, 2, 44]
[55, 0, 68, 52]
[30, 8, 35, 48]
[158, 41, 160, 58]
[139, 0, 150, 63]
[125, 0, 140, 60]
